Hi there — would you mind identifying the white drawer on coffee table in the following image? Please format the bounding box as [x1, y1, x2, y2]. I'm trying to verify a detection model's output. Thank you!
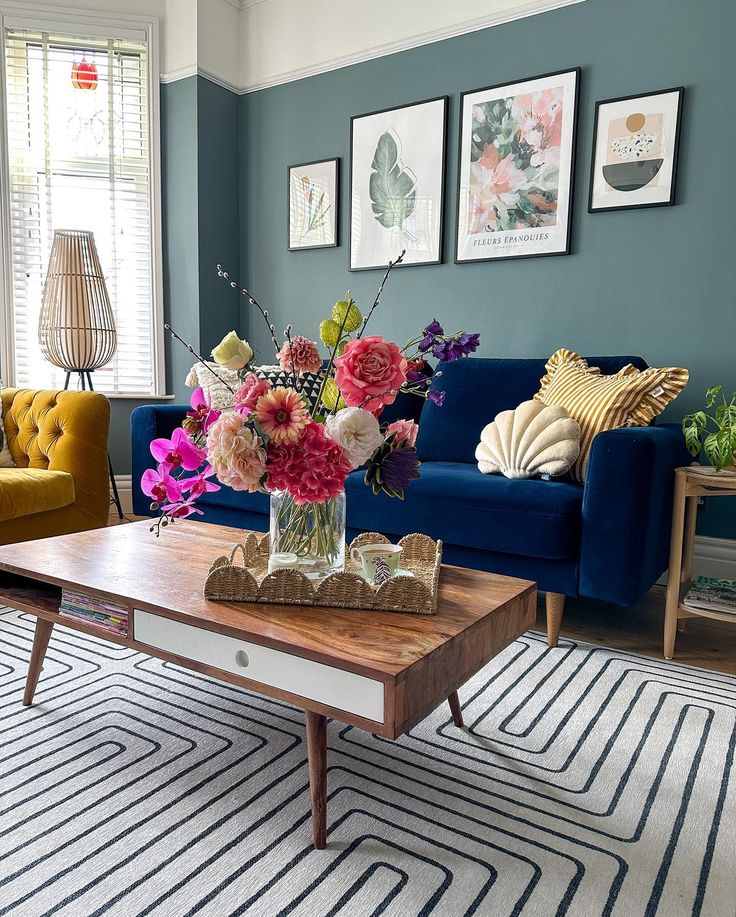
[133, 609, 384, 723]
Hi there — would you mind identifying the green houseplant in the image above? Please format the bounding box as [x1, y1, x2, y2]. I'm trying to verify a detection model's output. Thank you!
[682, 386, 736, 472]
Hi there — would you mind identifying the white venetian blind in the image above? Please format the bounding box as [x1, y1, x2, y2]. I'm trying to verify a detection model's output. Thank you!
[4, 26, 158, 394]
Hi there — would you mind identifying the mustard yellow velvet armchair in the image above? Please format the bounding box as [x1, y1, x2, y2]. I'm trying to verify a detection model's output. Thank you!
[0, 389, 111, 544]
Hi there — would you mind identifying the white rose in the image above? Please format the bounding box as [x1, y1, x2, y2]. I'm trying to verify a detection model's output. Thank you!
[211, 330, 254, 370]
[325, 407, 383, 469]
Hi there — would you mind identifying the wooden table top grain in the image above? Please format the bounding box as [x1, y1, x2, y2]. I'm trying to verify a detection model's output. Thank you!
[0, 519, 536, 682]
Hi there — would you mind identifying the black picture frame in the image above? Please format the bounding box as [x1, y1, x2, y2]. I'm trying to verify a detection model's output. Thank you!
[588, 87, 684, 213]
[349, 95, 449, 272]
[454, 67, 581, 264]
[287, 157, 340, 251]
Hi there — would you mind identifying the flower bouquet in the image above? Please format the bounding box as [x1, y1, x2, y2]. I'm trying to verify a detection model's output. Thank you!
[143, 252, 480, 579]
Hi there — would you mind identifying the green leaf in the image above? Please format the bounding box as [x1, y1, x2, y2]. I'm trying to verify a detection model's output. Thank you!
[332, 295, 362, 333]
[705, 385, 722, 408]
[369, 130, 417, 230]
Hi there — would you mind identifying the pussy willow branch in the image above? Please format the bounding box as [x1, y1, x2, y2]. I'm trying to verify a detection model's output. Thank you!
[283, 323, 302, 392]
[164, 323, 236, 394]
[217, 264, 282, 356]
[356, 249, 406, 339]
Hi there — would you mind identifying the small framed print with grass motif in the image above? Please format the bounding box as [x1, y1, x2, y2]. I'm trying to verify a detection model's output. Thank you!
[589, 87, 684, 212]
[288, 158, 339, 250]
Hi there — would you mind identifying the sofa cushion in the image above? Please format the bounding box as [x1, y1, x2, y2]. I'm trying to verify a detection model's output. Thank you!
[345, 462, 583, 560]
[0, 468, 75, 522]
[415, 356, 648, 464]
[196, 484, 270, 516]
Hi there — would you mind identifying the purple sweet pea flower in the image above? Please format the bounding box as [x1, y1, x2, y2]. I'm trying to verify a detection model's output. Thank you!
[150, 427, 206, 471]
[431, 332, 481, 362]
[428, 389, 446, 407]
[417, 318, 445, 353]
[406, 370, 430, 388]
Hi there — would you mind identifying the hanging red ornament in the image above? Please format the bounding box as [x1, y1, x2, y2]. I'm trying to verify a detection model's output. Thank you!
[71, 56, 98, 90]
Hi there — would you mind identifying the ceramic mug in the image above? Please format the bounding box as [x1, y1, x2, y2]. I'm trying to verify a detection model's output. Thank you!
[350, 543, 403, 581]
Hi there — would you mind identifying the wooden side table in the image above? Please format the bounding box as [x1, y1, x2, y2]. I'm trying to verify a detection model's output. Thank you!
[664, 465, 736, 659]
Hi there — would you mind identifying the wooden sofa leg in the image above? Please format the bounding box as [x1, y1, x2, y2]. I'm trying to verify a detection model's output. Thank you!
[545, 593, 566, 648]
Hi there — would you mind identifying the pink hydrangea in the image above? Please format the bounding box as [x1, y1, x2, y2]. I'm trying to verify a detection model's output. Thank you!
[277, 335, 322, 376]
[234, 373, 272, 412]
[266, 422, 352, 504]
[385, 419, 419, 447]
[206, 411, 267, 493]
[334, 335, 407, 413]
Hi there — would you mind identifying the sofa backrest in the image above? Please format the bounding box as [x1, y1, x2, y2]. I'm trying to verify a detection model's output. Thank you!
[414, 355, 648, 463]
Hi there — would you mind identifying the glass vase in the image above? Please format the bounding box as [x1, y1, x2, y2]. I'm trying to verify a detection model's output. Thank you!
[269, 490, 346, 580]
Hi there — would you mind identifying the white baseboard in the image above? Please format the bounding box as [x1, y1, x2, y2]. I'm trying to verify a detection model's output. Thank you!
[110, 474, 134, 517]
[691, 535, 736, 579]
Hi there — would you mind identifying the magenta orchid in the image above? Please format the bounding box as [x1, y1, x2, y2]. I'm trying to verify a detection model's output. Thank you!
[181, 465, 221, 500]
[141, 465, 184, 505]
[161, 496, 204, 519]
[186, 386, 220, 434]
[150, 427, 206, 471]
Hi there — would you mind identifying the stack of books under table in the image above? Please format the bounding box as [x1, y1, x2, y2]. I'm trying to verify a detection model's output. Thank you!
[59, 590, 129, 636]
[682, 576, 736, 617]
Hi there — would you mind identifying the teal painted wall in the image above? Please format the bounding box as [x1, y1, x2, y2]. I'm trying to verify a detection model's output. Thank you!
[238, 0, 736, 539]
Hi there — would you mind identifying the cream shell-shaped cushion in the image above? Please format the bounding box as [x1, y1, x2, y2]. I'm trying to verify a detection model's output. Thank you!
[475, 400, 581, 480]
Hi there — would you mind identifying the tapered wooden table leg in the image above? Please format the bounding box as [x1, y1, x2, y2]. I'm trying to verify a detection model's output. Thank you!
[448, 690, 464, 727]
[23, 618, 54, 706]
[305, 710, 327, 849]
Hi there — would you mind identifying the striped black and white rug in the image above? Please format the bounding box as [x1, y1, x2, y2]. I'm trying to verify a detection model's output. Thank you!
[0, 607, 734, 917]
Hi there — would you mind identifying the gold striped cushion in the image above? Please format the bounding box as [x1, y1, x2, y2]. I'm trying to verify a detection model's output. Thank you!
[534, 349, 689, 481]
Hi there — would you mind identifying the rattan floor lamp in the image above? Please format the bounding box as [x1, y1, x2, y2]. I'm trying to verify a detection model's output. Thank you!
[38, 229, 123, 518]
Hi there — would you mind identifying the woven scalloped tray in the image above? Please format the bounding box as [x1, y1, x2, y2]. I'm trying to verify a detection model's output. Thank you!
[204, 532, 443, 615]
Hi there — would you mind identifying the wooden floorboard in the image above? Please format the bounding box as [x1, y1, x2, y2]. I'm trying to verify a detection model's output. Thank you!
[538, 585, 736, 675]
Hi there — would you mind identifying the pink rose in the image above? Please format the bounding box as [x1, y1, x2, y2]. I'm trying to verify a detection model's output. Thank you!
[334, 336, 407, 413]
[234, 373, 271, 412]
[206, 412, 267, 493]
[386, 419, 418, 447]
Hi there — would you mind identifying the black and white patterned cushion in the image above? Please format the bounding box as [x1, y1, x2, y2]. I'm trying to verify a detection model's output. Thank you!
[251, 365, 324, 409]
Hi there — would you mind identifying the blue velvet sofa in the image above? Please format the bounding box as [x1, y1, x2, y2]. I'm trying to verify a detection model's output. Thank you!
[132, 356, 690, 645]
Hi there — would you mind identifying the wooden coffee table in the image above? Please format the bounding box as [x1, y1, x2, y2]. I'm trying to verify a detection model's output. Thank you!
[0, 521, 536, 849]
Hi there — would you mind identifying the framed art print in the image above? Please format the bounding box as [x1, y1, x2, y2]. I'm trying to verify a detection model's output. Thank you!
[589, 87, 684, 212]
[288, 158, 339, 250]
[350, 96, 448, 271]
[455, 68, 580, 263]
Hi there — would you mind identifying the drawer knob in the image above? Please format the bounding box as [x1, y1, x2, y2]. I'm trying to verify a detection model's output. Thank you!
[235, 650, 250, 668]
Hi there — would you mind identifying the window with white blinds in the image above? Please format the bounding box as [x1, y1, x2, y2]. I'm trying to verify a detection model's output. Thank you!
[3, 26, 161, 395]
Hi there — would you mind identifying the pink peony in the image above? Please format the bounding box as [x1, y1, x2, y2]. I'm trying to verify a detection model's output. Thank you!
[386, 419, 419, 447]
[277, 335, 322, 376]
[266, 422, 352, 504]
[234, 373, 272, 412]
[206, 412, 267, 493]
[334, 336, 407, 413]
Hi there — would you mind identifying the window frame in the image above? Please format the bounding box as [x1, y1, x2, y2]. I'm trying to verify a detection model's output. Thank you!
[0, 2, 166, 398]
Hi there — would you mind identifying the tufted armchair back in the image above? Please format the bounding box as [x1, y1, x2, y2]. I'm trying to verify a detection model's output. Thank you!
[1, 389, 111, 527]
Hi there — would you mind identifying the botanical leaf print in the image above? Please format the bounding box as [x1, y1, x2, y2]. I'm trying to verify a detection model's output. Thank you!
[468, 87, 563, 234]
[369, 130, 417, 230]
